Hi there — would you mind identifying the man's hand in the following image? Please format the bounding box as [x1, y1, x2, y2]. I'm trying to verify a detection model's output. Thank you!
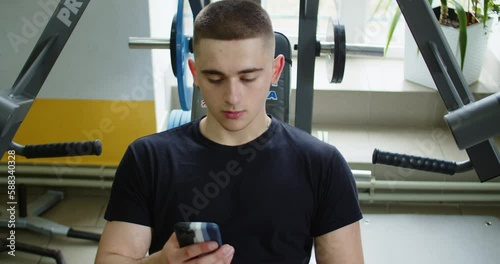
[159, 233, 235, 263]
[95, 221, 234, 264]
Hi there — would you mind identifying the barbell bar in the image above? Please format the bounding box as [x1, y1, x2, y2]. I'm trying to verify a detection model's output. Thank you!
[128, 38, 383, 56]
[319, 43, 384, 57]
[129, 17, 384, 101]
[129, 37, 171, 49]
[129, 36, 383, 85]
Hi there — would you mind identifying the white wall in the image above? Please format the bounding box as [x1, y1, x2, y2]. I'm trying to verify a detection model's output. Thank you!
[0, 0, 155, 101]
[148, 0, 176, 131]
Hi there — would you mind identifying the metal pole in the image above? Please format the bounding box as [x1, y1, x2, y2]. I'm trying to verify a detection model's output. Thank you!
[445, 92, 500, 150]
[395, 0, 500, 182]
[320, 43, 384, 57]
[295, 0, 320, 133]
[129, 37, 170, 49]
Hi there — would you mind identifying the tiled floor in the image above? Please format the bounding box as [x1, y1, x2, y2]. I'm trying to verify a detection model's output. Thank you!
[0, 187, 109, 264]
[0, 186, 499, 264]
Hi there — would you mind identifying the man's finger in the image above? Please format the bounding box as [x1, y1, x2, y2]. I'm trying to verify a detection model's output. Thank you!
[187, 244, 234, 263]
[175, 241, 221, 261]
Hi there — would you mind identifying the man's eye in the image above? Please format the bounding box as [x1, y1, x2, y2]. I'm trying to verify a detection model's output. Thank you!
[242, 77, 257, 83]
[208, 79, 222, 84]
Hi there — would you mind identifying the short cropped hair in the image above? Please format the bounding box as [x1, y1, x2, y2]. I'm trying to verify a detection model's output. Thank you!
[193, 0, 275, 55]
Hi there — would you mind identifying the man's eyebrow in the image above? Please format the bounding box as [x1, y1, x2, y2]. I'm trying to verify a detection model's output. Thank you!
[237, 68, 263, 74]
[200, 68, 263, 76]
[201, 69, 224, 75]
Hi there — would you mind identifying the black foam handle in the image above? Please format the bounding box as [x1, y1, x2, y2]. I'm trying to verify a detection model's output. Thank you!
[23, 140, 102, 159]
[67, 228, 101, 242]
[14, 240, 66, 264]
[372, 148, 458, 175]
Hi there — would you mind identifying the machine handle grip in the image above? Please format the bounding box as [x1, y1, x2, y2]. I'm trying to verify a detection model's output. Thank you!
[372, 148, 459, 175]
[67, 228, 101, 242]
[23, 140, 102, 159]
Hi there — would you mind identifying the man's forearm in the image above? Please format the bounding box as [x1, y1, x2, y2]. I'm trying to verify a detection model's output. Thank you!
[95, 251, 163, 264]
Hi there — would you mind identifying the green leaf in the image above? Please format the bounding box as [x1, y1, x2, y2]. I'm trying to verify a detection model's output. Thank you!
[385, 8, 401, 56]
[451, 0, 468, 69]
[372, 0, 386, 15]
[484, 0, 489, 28]
[372, 0, 392, 17]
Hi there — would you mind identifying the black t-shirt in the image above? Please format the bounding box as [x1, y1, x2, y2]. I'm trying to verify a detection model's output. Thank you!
[105, 116, 362, 263]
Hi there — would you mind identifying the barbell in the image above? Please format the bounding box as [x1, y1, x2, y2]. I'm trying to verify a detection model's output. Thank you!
[129, 10, 384, 125]
[130, 0, 192, 111]
[128, 9, 384, 128]
[130, 19, 383, 84]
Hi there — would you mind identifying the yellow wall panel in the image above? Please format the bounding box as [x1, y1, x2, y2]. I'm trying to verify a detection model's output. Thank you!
[3, 99, 156, 167]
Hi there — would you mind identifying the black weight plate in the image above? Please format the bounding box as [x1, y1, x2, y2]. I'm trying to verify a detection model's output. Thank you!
[170, 14, 177, 77]
[333, 19, 346, 83]
[326, 18, 346, 83]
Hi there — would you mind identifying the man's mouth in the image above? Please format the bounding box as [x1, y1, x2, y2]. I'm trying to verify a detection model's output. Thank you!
[223, 111, 244, 119]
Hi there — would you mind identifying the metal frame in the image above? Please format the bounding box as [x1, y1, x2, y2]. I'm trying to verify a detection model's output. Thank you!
[0, 0, 91, 158]
[294, 0, 320, 133]
[188, 0, 204, 17]
[0, 0, 100, 261]
[394, 0, 500, 182]
[293, 0, 499, 181]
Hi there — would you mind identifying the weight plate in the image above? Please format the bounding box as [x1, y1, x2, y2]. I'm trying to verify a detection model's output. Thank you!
[175, 0, 191, 111]
[168, 109, 182, 129]
[170, 15, 177, 77]
[333, 19, 346, 83]
[180, 110, 192, 126]
[326, 18, 346, 83]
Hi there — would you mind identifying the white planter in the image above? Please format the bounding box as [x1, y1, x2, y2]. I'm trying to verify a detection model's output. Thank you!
[404, 19, 494, 89]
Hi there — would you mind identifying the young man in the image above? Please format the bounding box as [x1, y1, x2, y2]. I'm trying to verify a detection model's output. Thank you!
[95, 1, 364, 263]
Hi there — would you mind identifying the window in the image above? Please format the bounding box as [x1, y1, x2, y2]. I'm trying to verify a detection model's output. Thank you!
[178, 0, 405, 58]
[261, 0, 405, 58]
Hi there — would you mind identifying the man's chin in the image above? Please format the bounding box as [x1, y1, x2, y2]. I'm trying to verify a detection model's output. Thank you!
[220, 121, 247, 132]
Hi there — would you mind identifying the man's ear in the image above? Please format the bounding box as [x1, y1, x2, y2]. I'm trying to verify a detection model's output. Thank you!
[271, 55, 285, 84]
[188, 58, 198, 86]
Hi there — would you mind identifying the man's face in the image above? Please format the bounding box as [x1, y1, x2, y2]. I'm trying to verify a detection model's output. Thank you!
[189, 37, 283, 133]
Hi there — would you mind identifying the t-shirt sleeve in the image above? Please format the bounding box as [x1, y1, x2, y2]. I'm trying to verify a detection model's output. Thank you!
[311, 147, 363, 237]
[104, 143, 152, 226]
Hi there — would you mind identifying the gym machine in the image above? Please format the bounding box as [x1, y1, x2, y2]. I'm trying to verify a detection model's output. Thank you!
[0, 0, 101, 263]
[1, 0, 499, 261]
[131, 0, 500, 182]
[129, 0, 384, 128]
[133, 3, 500, 262]
[131, 0, 499, 183]
[372, 0, 500, 182]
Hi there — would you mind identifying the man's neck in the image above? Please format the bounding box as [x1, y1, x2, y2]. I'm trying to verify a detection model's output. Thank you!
[200, 115, 271, 146]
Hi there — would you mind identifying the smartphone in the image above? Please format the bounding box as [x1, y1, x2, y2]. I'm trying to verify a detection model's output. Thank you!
[174, 222, 223, 248]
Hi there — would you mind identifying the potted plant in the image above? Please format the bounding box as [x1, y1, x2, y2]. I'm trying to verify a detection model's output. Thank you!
[376, 0, 500, 89]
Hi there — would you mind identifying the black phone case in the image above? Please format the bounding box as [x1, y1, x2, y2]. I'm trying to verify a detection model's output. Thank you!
[174, 222, 222, 248]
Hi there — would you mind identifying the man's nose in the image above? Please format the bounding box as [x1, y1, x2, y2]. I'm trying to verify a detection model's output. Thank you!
[223, 79, 242, 105]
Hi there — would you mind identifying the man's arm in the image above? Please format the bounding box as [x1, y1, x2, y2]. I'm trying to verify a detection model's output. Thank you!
[314, 221, 364, 264]
[95, 221, 159, 263]
[95, 221, 235, 264]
